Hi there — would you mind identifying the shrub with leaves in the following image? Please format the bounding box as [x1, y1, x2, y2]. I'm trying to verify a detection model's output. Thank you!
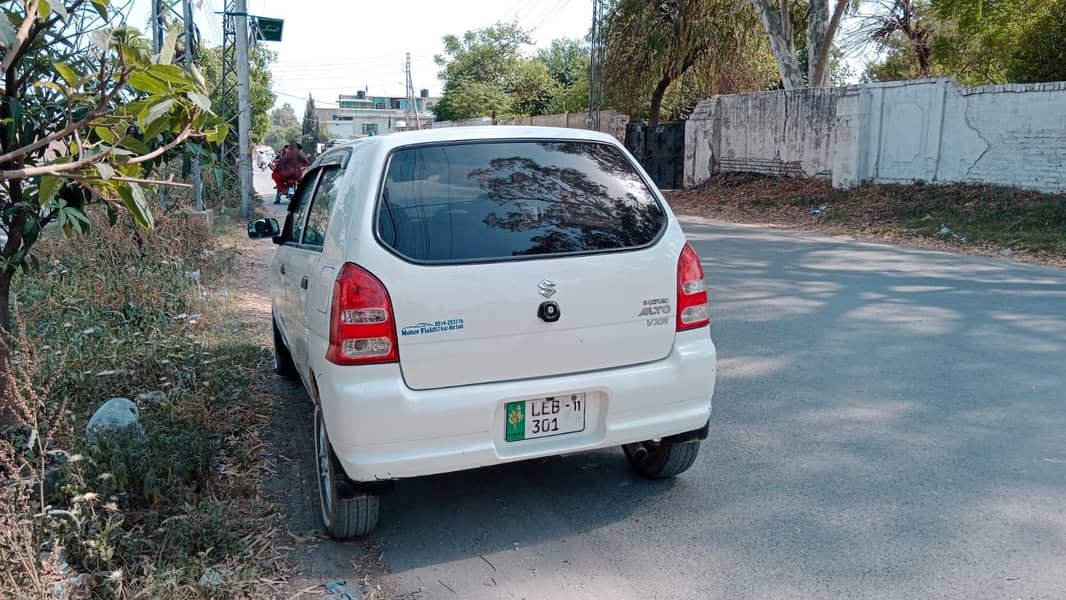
[1, 212, 277, 598]
[0, 0, 227, 368]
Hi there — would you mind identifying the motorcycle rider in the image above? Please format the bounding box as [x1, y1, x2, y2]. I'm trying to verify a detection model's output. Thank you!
[274, 140, 309, 204]
[271, 146, 286, 204]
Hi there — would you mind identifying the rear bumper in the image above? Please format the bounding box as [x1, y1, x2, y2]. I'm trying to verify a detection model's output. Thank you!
[313, 329, 717, 481]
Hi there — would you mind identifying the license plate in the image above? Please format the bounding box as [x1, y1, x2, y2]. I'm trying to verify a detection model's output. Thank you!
[505, 394, 586, 442]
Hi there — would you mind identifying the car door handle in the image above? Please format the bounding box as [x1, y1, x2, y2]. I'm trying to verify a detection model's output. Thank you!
[280, 264, 286, 275]
[300, 276, 308, 290]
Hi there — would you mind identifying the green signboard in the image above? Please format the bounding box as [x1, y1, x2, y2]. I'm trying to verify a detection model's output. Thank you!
[255, 17, 284, 42]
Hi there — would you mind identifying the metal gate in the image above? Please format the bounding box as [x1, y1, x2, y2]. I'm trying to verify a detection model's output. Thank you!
[625, 120, 685, 190]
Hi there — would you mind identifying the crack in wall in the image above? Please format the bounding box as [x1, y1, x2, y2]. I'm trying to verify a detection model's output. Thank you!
[961, 97, 992, 178]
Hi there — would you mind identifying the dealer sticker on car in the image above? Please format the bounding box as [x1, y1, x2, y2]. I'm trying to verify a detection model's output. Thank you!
[506, 394, 586, 442]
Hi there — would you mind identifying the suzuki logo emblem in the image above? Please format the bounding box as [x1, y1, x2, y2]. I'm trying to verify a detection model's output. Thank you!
[537, 279, 557, 298]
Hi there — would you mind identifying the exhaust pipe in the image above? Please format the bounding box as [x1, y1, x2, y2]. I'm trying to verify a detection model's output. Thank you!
[625, 443, 649, 462]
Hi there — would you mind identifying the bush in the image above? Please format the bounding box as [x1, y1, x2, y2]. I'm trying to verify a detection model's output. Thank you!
[1, 211, 274, 598]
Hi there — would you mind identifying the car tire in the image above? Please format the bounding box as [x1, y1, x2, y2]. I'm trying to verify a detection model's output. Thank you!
[623, 440, 701, 479]
[272, 317, 298, 380]
[314, 403, 380, 538]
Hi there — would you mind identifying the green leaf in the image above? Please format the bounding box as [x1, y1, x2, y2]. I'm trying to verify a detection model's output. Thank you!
[21, 217, 40, 246]
[142, 114, 171, 141]
[90, 0, 109, 20]
[189, 64, 207, 89]
[118, 182, 154, 228]
[32, 80, 64, 94]
[205, 124, 229, 144]
[54, 63, 78, 87]
[0, 14, 17, 49]
[37, 0, 51, 20]
[94, 126, 115, 143]
[95, 162, 115, 181]
[187, 91, 213, 114]
[158, 22, 180, 65]
[148, 64, 193, 86]
[91, 28, 111, 52]
[128, 71, 170, 95]
[117, 136, 150, 155]
[139, 98, 175, 130]
[38, 175, 62, 206]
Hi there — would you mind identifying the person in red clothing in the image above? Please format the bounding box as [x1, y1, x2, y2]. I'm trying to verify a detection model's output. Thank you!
[273, 141, 309, 204]
[270, 147, 286, 204]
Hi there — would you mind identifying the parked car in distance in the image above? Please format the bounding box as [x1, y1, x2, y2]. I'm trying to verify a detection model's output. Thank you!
[248, 126, 717, 538]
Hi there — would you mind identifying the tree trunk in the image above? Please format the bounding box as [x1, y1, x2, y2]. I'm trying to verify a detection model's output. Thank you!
[750, 0, 806, 89]
[0, 269, 18, 427]
[811, 0, 849, 87]
[647, 74, 673, 125]
[807, 0, 829, 86]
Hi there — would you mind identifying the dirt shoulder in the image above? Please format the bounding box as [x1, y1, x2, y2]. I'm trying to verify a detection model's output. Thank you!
[667, 174, 1066, 268]
[236, 173, 395, 599]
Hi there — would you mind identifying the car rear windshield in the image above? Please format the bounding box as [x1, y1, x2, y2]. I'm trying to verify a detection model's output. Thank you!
[377, 140, 665, 262]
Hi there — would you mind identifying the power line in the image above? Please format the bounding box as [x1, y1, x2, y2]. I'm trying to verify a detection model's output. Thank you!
[499, 0, 527, 22]
[532, 0, 573, 32]
[514, 0, 549, 28]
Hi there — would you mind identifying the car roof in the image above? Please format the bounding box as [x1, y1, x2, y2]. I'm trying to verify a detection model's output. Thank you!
[360, 126, 621, 151]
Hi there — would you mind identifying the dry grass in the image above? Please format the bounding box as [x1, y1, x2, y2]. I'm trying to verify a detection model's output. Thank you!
[669, 174, 1066, 267]
[1, 210, 288, 598]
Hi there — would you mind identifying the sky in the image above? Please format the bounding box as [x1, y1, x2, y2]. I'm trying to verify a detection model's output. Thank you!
[194, 0, 592, 117]
[126, 0, 869, 121]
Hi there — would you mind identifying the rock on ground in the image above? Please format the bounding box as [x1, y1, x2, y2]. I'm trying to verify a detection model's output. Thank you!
[85, 398, 142, 438]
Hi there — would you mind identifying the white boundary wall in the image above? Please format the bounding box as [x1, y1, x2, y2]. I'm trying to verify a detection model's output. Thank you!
[431, 111, 630, 142]
[684, 78, 1066, 192]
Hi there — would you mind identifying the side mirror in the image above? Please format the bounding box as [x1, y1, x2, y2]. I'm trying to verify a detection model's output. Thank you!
[247, 217, 280, 240]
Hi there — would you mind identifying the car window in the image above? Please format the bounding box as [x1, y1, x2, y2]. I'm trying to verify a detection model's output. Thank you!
[377, 141, 665, 263]
[286, 169, 319, 245]
[302, 166, 343, 248]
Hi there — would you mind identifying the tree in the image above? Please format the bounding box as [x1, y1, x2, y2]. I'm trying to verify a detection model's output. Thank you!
[860, 0, 1066, 85]
[749, 0, 854, 88]
[858, 0, 939, 81]
[509, 59, 558, 117]
[0, 0, 224, 421]
[537, 38, 588, 89]
[433, 80, 511, 122]
[436, 23, 531, 89]
[196, 44, 275, 141]
[301, 94, 326, 156]
[263, 103, 300, 148]
[435, 23, 558, 121]
[537, 39, 590, 114]
[1006, 0, 1066, 82]
[604, 0, 776, 123]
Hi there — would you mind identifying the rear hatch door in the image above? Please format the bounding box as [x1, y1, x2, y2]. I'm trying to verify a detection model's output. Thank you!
[376, 139, 680, 390]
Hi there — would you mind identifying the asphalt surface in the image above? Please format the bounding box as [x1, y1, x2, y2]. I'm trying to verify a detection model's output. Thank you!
[362, 218, 1066, 599]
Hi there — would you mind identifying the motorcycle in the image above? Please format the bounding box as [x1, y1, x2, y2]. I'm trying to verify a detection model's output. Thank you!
[282, 177, 299, 200]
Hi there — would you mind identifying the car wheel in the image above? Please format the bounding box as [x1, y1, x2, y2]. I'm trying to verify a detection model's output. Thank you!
[272, 316, 298, 379]
[314, 403, 379, 538]
[623, 440, 701, 479]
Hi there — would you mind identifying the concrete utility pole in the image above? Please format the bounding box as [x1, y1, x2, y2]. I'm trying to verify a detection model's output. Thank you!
[235, 0, 253, 218]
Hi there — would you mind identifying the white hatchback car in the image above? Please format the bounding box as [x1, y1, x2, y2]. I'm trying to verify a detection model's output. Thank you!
[248, 127, 717, 538]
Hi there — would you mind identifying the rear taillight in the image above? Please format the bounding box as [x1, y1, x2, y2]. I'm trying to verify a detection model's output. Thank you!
[677, 243, 710, 330]
[325, 263, 399, 365]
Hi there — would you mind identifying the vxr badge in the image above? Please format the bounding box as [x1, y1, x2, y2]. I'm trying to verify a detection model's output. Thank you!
[537, 279, 557, 298]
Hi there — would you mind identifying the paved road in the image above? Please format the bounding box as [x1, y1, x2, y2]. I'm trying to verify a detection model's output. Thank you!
[360, 218, 1065, 599]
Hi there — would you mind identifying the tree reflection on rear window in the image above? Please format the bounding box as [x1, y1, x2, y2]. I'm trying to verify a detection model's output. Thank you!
[377, 141, 665, 262]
